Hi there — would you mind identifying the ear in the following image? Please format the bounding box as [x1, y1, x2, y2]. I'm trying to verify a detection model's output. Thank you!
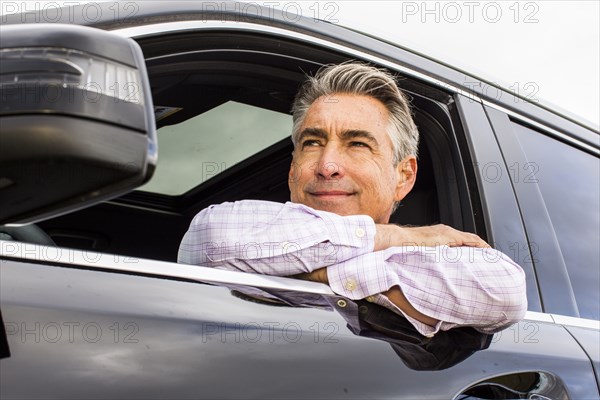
[394, 155, 417, 202]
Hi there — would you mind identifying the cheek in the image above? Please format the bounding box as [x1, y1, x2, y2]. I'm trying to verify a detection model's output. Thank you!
[358, 159, 391, 184]
[292, 161, 312, 182]
[364, 163, 398, 198]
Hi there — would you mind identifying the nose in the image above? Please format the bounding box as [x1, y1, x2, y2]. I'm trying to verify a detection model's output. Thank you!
[315, 143, 345, 180]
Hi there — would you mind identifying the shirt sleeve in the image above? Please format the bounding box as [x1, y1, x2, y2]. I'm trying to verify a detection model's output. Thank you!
[326, 246, 527, 336]
[177, 200, 376, 275]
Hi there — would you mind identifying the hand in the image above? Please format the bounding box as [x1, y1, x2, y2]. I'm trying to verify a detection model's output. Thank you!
[375, 224, 490, 250]
[293, 268, 329, 284]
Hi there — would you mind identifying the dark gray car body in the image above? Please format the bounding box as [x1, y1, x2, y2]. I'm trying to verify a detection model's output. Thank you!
[1, 2, 599, 399]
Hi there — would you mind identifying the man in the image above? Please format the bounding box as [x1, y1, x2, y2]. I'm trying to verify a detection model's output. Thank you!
[178, 62, 527, 337]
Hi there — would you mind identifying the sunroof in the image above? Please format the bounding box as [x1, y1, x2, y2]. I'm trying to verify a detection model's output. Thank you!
[137, 101, 292, 196]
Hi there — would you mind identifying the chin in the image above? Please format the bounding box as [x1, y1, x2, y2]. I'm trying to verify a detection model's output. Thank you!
[311, 202, 356, 216]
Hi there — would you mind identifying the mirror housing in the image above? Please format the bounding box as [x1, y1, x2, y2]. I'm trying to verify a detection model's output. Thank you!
[0, 24, 156, 225]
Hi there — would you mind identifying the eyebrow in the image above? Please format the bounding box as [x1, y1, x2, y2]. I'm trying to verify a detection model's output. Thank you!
[298, 128, 380, 147]
[297, 127, 328, 142]
[340, 129, 379, 147]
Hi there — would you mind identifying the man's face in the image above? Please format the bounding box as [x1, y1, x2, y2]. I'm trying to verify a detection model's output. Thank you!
[288, 93, 416, 224]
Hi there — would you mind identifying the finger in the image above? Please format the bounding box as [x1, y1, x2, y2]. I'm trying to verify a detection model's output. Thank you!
[463, 239, 491, 248]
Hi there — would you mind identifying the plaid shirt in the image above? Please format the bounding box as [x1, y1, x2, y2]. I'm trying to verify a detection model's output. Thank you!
[178, 200, 527, 336]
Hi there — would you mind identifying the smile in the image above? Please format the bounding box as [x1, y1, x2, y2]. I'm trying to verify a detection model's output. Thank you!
[309, 191, 355, 199]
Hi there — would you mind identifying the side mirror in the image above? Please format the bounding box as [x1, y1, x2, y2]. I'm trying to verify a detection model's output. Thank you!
[0, 24, 157, 225]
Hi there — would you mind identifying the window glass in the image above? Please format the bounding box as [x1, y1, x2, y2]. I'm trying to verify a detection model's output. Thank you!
[514, 123, 600, 320]
[138, 101, 292, 195]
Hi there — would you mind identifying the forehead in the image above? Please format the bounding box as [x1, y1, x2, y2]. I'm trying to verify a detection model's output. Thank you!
[302, 94, 390, 135]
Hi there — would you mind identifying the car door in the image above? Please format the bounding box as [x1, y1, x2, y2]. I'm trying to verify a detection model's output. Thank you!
[1, 241, 596, 399]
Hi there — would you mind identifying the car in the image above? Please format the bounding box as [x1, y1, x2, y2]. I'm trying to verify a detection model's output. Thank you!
[1, 2, 599, 399]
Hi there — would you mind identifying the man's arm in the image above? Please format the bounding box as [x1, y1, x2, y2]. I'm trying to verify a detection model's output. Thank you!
[178, 200, 490, 272]
[299, 246, 527, 336]
[178, 200, 376, 274]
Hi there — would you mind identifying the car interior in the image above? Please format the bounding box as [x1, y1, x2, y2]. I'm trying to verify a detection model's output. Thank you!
[4, 31, 483, 263]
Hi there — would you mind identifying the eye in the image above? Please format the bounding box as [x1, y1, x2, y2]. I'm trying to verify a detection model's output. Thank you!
[350, 141, 370, 149]
[301, 139, 321, 148]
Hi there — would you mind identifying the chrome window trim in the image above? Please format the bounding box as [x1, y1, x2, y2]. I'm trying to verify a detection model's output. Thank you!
[0, 241, 334, 296]
[550, 314, 600, 330]
[2, 241, 598, 331]
[523, 311, 599, 331]
[482, 99, 600, 156]
[524, 311, 554, 324]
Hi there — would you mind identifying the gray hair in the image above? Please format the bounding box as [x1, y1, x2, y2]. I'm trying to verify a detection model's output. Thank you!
[291, 62, 419, 164]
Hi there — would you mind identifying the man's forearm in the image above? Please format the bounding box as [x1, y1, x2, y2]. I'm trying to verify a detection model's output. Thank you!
[178, 200, 376, 275]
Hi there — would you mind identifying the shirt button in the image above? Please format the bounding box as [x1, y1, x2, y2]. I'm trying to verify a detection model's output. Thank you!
[281, 241, 290, 251]
[365, 296, 376, 303]
[344, 280, 357, 291]
[359, 305, 368, 314]
[355, 228, 366, 238]
[336, 299, 347, 308]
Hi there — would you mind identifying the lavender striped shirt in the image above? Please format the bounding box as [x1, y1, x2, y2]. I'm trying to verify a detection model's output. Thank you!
[178, 200, 527, 336]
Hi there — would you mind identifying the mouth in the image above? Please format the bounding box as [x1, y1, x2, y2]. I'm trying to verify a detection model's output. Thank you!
[308, 191, 355, 200]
